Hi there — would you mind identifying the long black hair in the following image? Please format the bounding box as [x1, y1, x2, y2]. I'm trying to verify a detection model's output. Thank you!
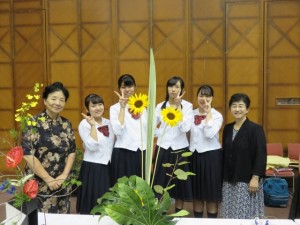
[161, 76, 184, 109]
[117, 74, 136, 89]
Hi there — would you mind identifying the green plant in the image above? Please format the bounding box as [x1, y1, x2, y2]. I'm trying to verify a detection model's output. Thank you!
[70, 148, 84, 180]
[92, 176, 176, 225]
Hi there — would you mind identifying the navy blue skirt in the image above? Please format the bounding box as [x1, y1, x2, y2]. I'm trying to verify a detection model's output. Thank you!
[76, 161, 110, 214]
[110, 148, 145, 186]
[191, 149, 222, 201]
[152, 146, 193, 201]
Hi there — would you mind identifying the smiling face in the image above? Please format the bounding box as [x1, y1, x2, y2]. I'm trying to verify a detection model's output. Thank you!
[230, 100, 249, 121]
[44, 90, 66, 118]
[197, 93, 213, 110]
[88, 101, 104, 119]
[167, 81, 182, 99]
[120, 83, 136, 98]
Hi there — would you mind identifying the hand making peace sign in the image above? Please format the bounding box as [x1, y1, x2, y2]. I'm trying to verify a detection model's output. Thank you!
[174, 90, 186, 108]
[114, 90, 128, 109]
[81, 112, 96, 126]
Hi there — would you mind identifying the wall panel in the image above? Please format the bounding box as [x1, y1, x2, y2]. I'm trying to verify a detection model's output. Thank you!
[225, 1, 263, 124]
[265, 0, 300, 148]
[191, 0, 225, 112]
[0, 0, 300, 177]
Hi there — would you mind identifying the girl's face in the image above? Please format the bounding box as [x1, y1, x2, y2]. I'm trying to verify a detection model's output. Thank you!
[168, 81, 182, 99]
[120, 83, 135, 98]
[198, 93, 213, 109]
[44, 90, 66, 116]
[88, 101, 104, 119]
[230, 100, 249, 120]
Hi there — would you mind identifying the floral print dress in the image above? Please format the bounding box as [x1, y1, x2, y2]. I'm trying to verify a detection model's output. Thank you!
[22, 111, 76, 213]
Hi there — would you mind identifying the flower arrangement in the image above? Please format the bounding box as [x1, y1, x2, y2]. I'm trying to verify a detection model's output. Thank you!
[91, 49, 194, 225]
[0, 83, 42, 208]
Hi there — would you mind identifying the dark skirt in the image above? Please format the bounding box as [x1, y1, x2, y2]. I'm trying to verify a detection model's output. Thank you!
[152, 146, 193, 201]
[76, 161, 110, 214]
[110, 148, 145, 186]
[191, 149, 223, 201]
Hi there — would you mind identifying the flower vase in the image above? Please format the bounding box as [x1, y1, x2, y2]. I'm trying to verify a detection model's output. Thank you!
[19, 198, 38, 225]
[6, 198, 38, 225]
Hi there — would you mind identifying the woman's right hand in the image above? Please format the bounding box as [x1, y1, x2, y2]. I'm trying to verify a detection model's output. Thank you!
[114, 90, 128, 108]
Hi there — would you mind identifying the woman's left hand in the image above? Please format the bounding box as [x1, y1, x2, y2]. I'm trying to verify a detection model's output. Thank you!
[249, 177, 259, 193]
[55, 173, 68, 188]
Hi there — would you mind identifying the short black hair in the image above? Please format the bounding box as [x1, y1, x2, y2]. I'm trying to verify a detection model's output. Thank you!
[43, 82, 69, 101]
[229, 93, 251, 108]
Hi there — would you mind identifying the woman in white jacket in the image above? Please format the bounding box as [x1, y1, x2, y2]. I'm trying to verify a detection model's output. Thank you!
[76, 94, 114, 214]
[190, 85, 223, 218]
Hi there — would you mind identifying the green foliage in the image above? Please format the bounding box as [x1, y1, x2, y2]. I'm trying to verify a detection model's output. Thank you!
[92, 176, 176, 225]
[70, 148, 84, 180]
[13, 192, 31, 208]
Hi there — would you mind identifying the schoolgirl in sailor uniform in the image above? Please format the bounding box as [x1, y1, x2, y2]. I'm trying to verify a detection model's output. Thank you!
[189, 85, 223, 218]
[76, 94, 114, 214]
[152, 76, 193, 212]
[110, 74, 147, 185]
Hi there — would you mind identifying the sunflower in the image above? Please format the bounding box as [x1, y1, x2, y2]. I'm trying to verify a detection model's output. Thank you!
[161, 107, 183, 127]
[128, 93, 149, 115]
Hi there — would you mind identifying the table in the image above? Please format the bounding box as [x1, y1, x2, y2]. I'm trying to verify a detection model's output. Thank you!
[38, 213, 297, 225]
[294, 219, 300, 225]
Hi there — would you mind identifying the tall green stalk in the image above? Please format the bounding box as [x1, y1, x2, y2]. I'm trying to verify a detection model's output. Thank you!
[145, 48, 156, 185]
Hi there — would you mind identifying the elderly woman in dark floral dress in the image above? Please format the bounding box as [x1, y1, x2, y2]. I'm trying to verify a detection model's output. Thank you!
[22, 82, 76, 213]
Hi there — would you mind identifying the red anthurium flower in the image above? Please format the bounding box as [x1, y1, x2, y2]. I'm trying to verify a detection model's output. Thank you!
[23, 179, 38, 199]
[6, 146, 24, 168]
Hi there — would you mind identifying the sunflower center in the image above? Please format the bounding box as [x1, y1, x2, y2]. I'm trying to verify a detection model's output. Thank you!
[134, 100, 143, 108]
[167, 112, 175, 120]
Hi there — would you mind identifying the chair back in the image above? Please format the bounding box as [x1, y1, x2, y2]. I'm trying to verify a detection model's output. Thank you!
[267, 143, 283, 156]
[287, 143, 300, 160]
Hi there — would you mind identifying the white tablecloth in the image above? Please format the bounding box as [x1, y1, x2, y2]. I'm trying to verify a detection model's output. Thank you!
[294, 219, 300, 225]
[38, 213, 297, 225]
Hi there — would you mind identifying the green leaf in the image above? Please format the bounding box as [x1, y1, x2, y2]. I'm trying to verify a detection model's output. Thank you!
[186, 172, 196, 176]
[177, 161, 190, 166]
[162, 163, 173, 168]
[174, 169, 187, 180]
[105, 205, 141, 225]
[181, 152, 192, 157]
[145, 48, 157, 185]
[135, 176, 156, 208]
[164, 184, 175, 192]
[154, 185, 164, 194]
[157, 191, 171, 213]
[168, 209, 190, 217]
